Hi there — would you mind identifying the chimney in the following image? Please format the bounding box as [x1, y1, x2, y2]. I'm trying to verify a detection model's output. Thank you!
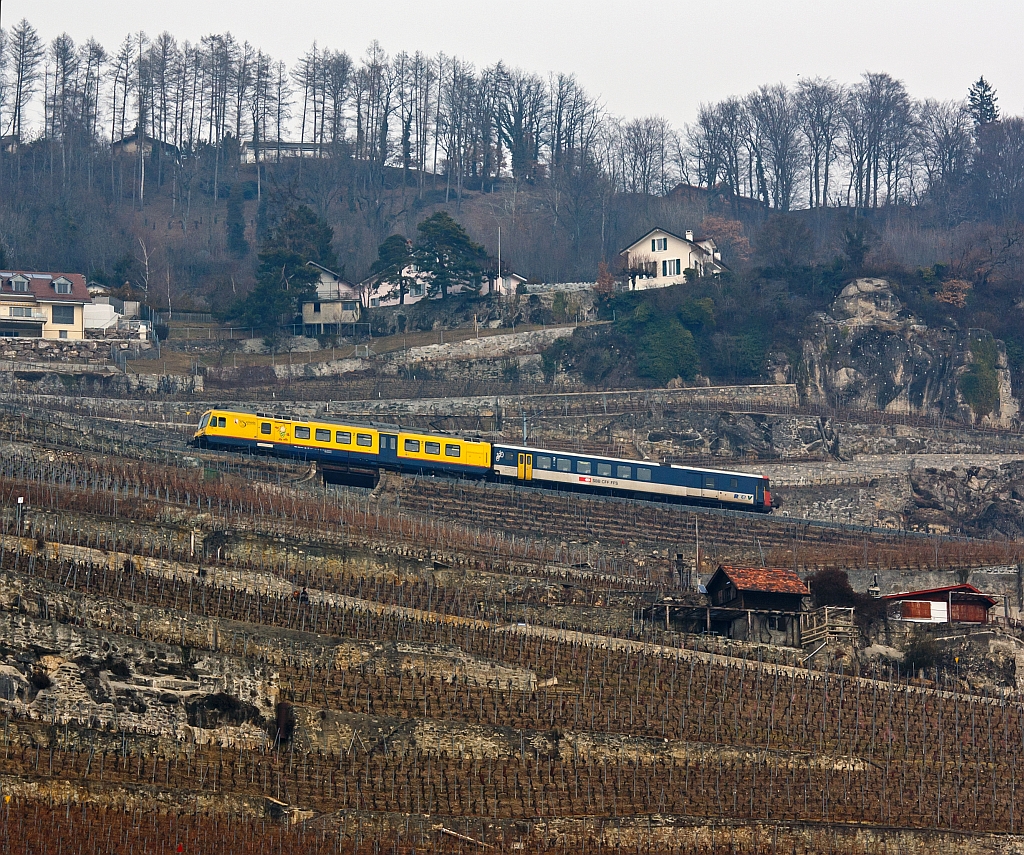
[685, 230, 694, 242]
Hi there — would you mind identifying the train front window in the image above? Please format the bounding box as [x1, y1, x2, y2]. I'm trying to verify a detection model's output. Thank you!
[199, 413, 210, 429]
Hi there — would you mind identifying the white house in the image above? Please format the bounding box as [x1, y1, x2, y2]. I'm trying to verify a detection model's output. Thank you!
[300, 262, 362, 335]
[484, 272, 528, 297]
[619, 227, 727, 290]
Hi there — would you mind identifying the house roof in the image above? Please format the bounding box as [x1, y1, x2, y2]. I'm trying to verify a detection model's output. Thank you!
[882, 584, 997, 607]
[620, 227, 708, 255]
[712, 565, 809, 596]
[0, 271, 90, 304]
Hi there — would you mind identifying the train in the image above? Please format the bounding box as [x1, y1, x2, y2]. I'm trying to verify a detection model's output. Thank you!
[191, 408, 773, 512]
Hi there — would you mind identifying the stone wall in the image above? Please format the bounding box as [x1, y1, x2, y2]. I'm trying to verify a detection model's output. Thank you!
[0, 337, 113, 369]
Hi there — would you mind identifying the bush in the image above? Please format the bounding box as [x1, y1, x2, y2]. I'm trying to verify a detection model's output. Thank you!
[902, 632, 942, 673]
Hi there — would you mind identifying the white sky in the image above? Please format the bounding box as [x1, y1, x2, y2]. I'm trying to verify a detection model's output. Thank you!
[3, 0, 1022, 127]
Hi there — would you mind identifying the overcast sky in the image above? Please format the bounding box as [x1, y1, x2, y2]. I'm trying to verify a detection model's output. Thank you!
[3, 0, 1022, 127]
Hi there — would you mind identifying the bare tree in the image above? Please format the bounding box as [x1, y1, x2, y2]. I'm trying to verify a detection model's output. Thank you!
[8, 19, 44, 142]
[494, 64, 545, 180]
[746, 84, 803, 210]
[796, 77, 844, 207]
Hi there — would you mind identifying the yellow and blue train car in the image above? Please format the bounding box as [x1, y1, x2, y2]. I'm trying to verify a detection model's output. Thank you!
[193, 410, 491, 479]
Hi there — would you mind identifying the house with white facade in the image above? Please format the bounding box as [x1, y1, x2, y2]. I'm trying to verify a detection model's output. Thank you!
[483, 272, 528, 297]
[619, 228, 727, 290]
[300, 262, 362, 335]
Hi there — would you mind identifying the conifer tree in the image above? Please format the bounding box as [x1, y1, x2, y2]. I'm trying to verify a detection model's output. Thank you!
[967, 76, 999, 128]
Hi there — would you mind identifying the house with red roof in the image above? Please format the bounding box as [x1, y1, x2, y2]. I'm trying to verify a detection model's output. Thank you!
[703, 565, 810, 645]
[0, 271, 89, 340]
[882, 584, 997, 624]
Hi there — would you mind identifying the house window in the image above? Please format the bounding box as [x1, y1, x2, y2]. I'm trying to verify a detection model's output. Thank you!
[410, 284, 424, 297]
[597, 463, 612, 477]
[9, 307, 33, 318]
[336, 430, 352, 444]
[444, 444, 461, 458]
[651, 238, 668, 252]
[313, 302, 321, 313]
[59, 330, 68, 339]
[370, 298, 380, 307]
[54, 279, 72, 294]
[356, 433, 372, 447]
[294, 426, 311, 440]
[424, 441, 441, 455]
[315, 428, 331, 442]
[617, 465, 632, 479]
[661, 259, 681, 277]
[535, 455, 552, 470]
[11, 277, 28, 292]
[577, 461, 591, 474]
[52, 305, 75, 324]
[261, 423, 271, 435]
[342, 301, 357, 311]
[404, 439, 421, 453]
[556, 458, 571, 472]
[637, 467, 652, 481]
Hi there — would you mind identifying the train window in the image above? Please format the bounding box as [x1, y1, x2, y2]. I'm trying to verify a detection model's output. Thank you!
[617, 465, 632, 479]
[730, 477, 739, 490]
[597, 463, 612, 477]
[577, 461, 591, 474]
[217, 417, 226, 428]
[295, 426, 311, 440]
[261, 422, 271, 435]
[557, 458, 571, 472]
[637, 468, 652, 481]
[425, 441, 441, 455]
[404, 439, 420, 452]
[535, 456, 552, 470]
[336, 431, 352, 444]
[445, 444, 461, 458]
[705, 477, 715, 489]
[356, 434, 373, 447]
[315, 428, 331, 442]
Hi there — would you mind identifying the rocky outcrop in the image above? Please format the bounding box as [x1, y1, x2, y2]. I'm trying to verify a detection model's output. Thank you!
[907, 461, 1024, 538]
[801, 278, 1019, 428]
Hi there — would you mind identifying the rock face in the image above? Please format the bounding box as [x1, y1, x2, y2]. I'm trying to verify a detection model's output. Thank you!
[801, 278, 1019, 427]
[907, 461, 1024, 538]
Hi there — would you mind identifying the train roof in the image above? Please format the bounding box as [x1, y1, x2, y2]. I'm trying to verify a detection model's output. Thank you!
[493, 443, 768, 480]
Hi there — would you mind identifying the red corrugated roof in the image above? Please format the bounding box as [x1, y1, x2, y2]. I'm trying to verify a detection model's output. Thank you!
[717, 565, 809, 595]
[0, 271, 89, 303]
[882, 584, 997, 607]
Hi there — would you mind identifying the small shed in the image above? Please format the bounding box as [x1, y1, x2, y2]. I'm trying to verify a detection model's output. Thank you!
[701, 565, 809, 646]
[882, 584, 997, 624]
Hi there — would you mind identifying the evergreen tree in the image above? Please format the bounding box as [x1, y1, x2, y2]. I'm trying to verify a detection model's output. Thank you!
[968, 76, 999, 128]
[371, 235, 415, 304]
[414, 212, 488, 299]
[232, 205, 337, 337]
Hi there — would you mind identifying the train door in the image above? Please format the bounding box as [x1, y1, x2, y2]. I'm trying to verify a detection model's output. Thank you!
[379, 434, 398, 466]
[517, 452, 533, 481]
[755, 481, 764, 506]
